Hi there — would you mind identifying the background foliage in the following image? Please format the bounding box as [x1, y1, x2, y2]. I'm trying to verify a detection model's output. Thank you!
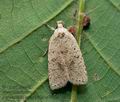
[0, 0, 120, 102]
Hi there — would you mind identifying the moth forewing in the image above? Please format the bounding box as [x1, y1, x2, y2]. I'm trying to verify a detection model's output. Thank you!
[48, 21, 88, 90]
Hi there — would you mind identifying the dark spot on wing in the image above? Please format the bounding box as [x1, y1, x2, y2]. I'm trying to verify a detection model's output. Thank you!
[74, 55, 79, 58]
[58, 33, 65, 38]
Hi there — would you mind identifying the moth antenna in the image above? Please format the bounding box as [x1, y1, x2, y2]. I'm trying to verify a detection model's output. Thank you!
[45, 24, 55, 31]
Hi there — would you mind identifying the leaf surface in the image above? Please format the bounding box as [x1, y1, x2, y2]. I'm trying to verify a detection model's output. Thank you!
[0, 0, 120, 102]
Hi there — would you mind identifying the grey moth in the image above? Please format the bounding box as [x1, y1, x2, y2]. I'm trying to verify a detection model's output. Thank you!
[48, 21, 88, 90]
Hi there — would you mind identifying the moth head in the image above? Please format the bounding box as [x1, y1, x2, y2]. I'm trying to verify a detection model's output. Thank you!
[56, 21, 64, 28]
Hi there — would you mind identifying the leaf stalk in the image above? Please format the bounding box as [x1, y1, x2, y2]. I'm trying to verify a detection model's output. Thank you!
[70, 0, 85, 102]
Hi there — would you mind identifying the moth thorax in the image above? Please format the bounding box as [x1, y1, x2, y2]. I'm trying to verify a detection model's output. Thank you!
[57, 21, 64, 28]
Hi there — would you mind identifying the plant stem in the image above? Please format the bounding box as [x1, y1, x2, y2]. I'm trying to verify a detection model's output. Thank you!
[70, 0, 85, 102]
[76, 0, 85, 45]
[70, 85, 78, 102]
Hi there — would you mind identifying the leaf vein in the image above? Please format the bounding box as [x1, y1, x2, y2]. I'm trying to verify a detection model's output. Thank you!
[0, 0, 74, 54]
[86, 33, 120, 77]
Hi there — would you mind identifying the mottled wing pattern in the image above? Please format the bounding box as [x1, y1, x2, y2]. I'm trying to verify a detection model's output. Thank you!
[48, 30, 68, 90]
[65, 31, 88, 85]
[48, 26, 88, 90]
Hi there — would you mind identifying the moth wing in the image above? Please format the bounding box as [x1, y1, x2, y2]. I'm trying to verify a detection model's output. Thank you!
[48, 33, 68, 90]
[64, 31, 88, 85]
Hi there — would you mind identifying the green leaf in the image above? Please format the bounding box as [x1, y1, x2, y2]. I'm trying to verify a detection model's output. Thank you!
[79, 0, 120, 101]
[0, 0, 120, 102]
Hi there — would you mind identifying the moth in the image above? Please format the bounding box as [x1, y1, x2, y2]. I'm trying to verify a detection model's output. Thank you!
[48, 21, 88, 90]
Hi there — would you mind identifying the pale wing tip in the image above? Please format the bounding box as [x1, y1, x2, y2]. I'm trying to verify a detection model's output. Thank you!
[49, 82, 68, 90]
[69, 76, 88, 85]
